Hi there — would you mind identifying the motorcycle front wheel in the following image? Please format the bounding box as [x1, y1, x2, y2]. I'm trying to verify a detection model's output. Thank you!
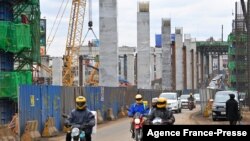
[135, 128, 143, 141]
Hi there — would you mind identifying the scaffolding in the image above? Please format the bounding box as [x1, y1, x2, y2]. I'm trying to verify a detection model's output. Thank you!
[0, 0, 40, 100]
[227, 1, 248, 93]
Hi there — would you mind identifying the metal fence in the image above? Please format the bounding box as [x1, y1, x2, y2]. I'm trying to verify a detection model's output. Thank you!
[17, 85, 162, 136]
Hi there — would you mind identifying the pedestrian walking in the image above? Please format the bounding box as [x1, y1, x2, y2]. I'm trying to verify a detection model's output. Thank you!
[226, 94, 239, 125]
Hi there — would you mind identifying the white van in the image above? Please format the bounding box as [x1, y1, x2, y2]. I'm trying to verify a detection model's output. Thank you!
[159, 92, 182, 113]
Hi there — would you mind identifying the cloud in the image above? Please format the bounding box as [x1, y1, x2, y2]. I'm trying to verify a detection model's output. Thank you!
[41, 0, 237, 57]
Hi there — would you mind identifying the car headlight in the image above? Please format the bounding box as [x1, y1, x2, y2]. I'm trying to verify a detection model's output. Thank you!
[134, 118, 140, 124]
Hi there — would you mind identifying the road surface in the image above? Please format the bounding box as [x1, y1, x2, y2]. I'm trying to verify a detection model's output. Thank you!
[46, 105, 249, 141]
[47, 106, 199, 141]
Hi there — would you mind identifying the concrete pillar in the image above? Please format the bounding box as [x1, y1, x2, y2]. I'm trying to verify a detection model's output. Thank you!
[205, 55, 209, 85]
[137, 1, 151, 89]
[52, 57, 63, 85]
[127, 54, 135, 85]
[184, 34, 192, 89]
[218, 55, 220, 73]
[197, 51, 202, 89]
[191, 39, 197, 89]
[150, 51, 155, 81]
[155, 51, 162, 79]
[99, 0, 119, 86]
[120, 57, 125, 79]
[209, 54, 213, 77]
[162, 19, 172, 90]
[175, 27, 183, 90]
[200, 52, 205, 85]
[40, 55, 50, 78]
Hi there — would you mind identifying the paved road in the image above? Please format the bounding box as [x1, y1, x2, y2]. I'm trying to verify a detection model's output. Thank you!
[47, 107, 199, 141]
[46, 105, 249, 140]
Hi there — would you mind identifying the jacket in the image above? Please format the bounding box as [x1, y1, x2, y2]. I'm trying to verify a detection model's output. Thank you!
[148, 108, 175, 125]
[226, 98, 239, 121]
[128, 103, 149, 117]
[67, 108, 95, 135]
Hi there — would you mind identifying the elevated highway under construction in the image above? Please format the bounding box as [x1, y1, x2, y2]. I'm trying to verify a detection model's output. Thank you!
[1, 0, 250, 140]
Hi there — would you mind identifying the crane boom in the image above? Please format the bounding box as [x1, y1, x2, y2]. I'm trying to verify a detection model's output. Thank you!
[63, 0, 87, 86]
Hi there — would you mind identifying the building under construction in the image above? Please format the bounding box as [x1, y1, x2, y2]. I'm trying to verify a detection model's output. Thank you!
[227, 1, 248, 94]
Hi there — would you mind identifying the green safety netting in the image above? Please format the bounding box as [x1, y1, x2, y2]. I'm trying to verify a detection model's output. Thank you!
[229, 75, 236, 82]
[227, 34, 247, 43]
[0, 21, 31, 53]
[0, 21, 11, 49]
[10, 24, 32, 52]
[228, 47, 235, 55]
[228, 62, 247, 70]
[0, 71, 32, 100]
[228, 47, 247, 56]
[228, 61, 236, 70]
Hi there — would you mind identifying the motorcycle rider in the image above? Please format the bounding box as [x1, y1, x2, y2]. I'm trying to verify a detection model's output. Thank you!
[128, 94, 149, 138]
[65, 96, 95, 141]
[188, 93, 195, 108]
[149, 97, 158, 114]
[148, 97, 175, 125]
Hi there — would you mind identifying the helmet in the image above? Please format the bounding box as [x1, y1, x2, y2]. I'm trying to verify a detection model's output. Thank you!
[152, 97, 158, 103]
[152, 97, 158, 107]
[189, 93, 193, 96]
[76, 96, 86, 110]
[135, 94, 143, 104]
[157, 97, 167, 108]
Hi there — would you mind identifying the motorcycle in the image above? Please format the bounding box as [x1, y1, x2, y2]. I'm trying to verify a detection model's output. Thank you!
[62, 114, 86, 141]
[132, 112, 144, 141]
[188, 101, 195, 110]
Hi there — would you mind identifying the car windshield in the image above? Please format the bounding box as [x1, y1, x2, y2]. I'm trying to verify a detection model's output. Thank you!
[214, 91, 237, 103]
[180, 95, 189, 99]
[160, 93, 176, 100]
[194, 94, 200, 99]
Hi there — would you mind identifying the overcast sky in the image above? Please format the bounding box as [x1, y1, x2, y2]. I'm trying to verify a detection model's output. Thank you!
[41, 0, 236, 57]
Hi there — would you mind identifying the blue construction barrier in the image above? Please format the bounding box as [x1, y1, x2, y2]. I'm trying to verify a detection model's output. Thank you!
[18, 85, 162, 135]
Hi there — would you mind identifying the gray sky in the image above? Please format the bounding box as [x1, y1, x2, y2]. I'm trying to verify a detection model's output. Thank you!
[41, 0, 236, 57]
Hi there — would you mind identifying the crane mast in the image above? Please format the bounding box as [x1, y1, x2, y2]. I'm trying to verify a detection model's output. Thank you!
[63, 0, 87, 86]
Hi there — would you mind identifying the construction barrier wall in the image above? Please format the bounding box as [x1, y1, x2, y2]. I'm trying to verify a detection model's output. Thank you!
[17, 85, 162, 136]
[19, 85, 62, 136]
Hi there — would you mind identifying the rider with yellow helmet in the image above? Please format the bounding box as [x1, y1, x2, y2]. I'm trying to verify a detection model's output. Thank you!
[128, 94, 149, 138]
[65, 96, 95, 141]
[148, 97, 175, 125]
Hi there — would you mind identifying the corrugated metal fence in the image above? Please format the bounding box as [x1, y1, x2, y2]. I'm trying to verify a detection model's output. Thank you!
[18, 85, 161, 135]
[19, 85, 62, 135]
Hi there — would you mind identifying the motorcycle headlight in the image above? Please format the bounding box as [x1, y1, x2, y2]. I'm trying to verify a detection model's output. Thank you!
[134, 118, 140, 124]
[152, 118, 162, 124]
[71, 128, 80, 137]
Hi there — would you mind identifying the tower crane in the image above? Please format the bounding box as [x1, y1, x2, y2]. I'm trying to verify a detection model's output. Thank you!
[63, 0, 87, 86]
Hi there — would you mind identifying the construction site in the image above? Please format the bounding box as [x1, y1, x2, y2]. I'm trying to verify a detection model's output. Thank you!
[0, 0, 250, 140]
